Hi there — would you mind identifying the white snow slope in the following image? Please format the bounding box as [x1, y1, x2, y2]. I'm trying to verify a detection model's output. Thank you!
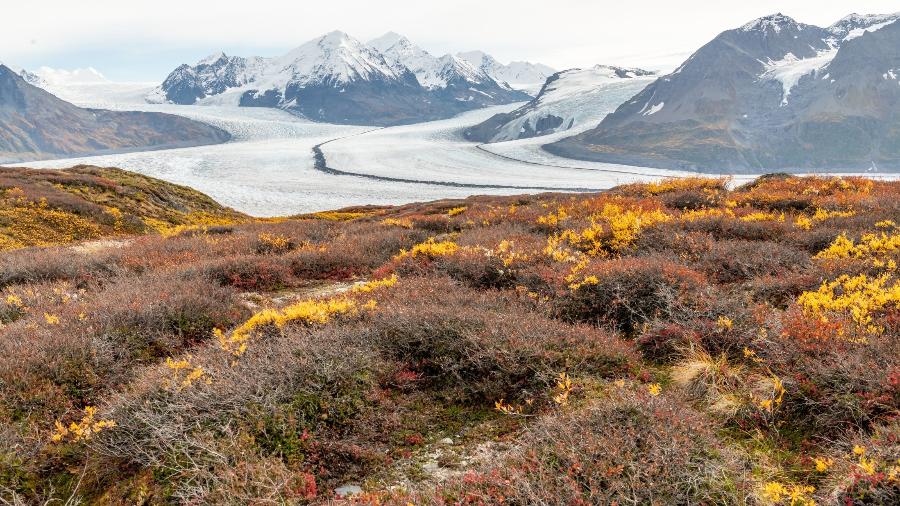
[489, 67, 656, 142]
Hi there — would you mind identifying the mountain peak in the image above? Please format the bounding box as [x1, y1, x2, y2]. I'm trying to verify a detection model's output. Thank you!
[318, 30, 355, 48]
[828, 12, 900, 40]
[369, 32, 411, 51]
[740, 13, 800, 33]
[198, 51, 227, 66]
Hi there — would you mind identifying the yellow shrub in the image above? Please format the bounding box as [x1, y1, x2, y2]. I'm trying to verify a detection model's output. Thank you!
[50, 406, 116, 443]
[798, 273, 900, 333]
[396, 239, 459, 259]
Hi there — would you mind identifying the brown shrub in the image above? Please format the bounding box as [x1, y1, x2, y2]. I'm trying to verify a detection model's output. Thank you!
[362, 277, 638, 402]
[699, 240, 811, 284]
[0, 247, 121, 288]
[90, 273, 246, 363]
[817, 422, 900, 505]
[91, 324, 386, 502]
[753, 315, 900, 438]
[681, 215, 789, 242]
[202, 254, 294, 291]
[556, 257, 710, 334]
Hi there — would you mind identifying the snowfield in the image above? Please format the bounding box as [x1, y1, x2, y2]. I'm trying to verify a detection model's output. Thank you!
[12, 79, 899, 217]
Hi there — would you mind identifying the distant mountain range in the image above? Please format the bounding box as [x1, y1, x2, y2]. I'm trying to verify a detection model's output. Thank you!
[465, 65, 656, 143]
[149, 31, 544, 126]
[0, 65, 230, 164]
[546, 12, 900, 173]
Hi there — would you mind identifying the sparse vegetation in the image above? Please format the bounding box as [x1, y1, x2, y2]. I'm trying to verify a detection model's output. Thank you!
[1, 172, 898, 504]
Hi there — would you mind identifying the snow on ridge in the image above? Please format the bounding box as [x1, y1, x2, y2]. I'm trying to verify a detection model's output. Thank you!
[741, 13, 799, 34]
[829, 12, 900, 40]
[535, 66, 654, 107]
[761, 49, 838, 106]
[457, 51, 555, 94]
[369, 32, 487, 89]
[844, 18, 899, 40]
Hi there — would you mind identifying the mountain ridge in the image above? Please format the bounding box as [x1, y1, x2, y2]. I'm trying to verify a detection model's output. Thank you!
[0, 64, 231, 163]
[151, 31, 543, 126]
[546, 12, 900, 173]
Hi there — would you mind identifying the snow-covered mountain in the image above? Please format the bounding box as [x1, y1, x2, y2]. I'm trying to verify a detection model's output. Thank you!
[457, 51, 556, 94]
[369, 32, 529, 106]
[547, 12, 900, 173]
[152, 31, 531, 126]
[827, 12, 900, 41]
[465, 65, 656, 143]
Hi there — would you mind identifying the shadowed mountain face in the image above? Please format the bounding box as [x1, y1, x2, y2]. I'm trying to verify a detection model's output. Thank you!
[546, 13, 900, 173]
[0, 65, 230, 163]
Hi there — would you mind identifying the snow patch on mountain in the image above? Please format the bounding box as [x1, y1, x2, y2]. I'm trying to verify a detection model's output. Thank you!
[829, 13, 900, 40]
[761, 49, 838, 105]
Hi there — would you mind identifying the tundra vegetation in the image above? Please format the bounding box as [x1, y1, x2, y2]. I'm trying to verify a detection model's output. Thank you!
[0, 168, 898, 505]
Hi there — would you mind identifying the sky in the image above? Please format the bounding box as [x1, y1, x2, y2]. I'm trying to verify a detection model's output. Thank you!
[3, 1, 899, 82]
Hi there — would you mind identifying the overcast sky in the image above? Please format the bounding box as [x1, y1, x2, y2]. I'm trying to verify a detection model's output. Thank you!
[4, 1, 899, 81]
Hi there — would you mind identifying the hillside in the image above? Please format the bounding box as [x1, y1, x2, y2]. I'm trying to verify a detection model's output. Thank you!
[0, 165, 247, 250]
[547, 13, 900, 173]
[0, 169, 898, 504]
[0, 65, 231, 163]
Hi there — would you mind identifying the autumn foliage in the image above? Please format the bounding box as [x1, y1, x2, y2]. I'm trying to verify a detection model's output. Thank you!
[1, 172, 898, 504]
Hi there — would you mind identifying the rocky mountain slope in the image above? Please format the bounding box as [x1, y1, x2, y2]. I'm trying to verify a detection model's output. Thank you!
[0, 65, 230, 163]
[152, 31, 539, 126]
[465, 65, 655, 143]
[547, 12, 900, 173]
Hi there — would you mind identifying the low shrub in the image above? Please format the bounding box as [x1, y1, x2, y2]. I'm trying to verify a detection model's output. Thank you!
[363, 276, 638, 402]
[557, 257, 710, 334]
[0, 247, 121, 288]
[699, 240, 811, 284]
[203, 254, 294, 291]
[387, 390, 750, 505]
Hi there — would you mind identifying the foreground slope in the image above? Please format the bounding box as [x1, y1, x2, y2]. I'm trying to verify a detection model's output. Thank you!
[1, 167, 897, 505]
[0, 165, 246, 250]
[0, 65, 230, 163]
[547, 13, 900, 173]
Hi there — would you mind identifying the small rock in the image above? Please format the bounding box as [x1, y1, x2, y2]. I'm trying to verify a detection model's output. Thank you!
[439, 437, 454, 445]
[335, 484, 363, 497]
[422, 461, 440, 472]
